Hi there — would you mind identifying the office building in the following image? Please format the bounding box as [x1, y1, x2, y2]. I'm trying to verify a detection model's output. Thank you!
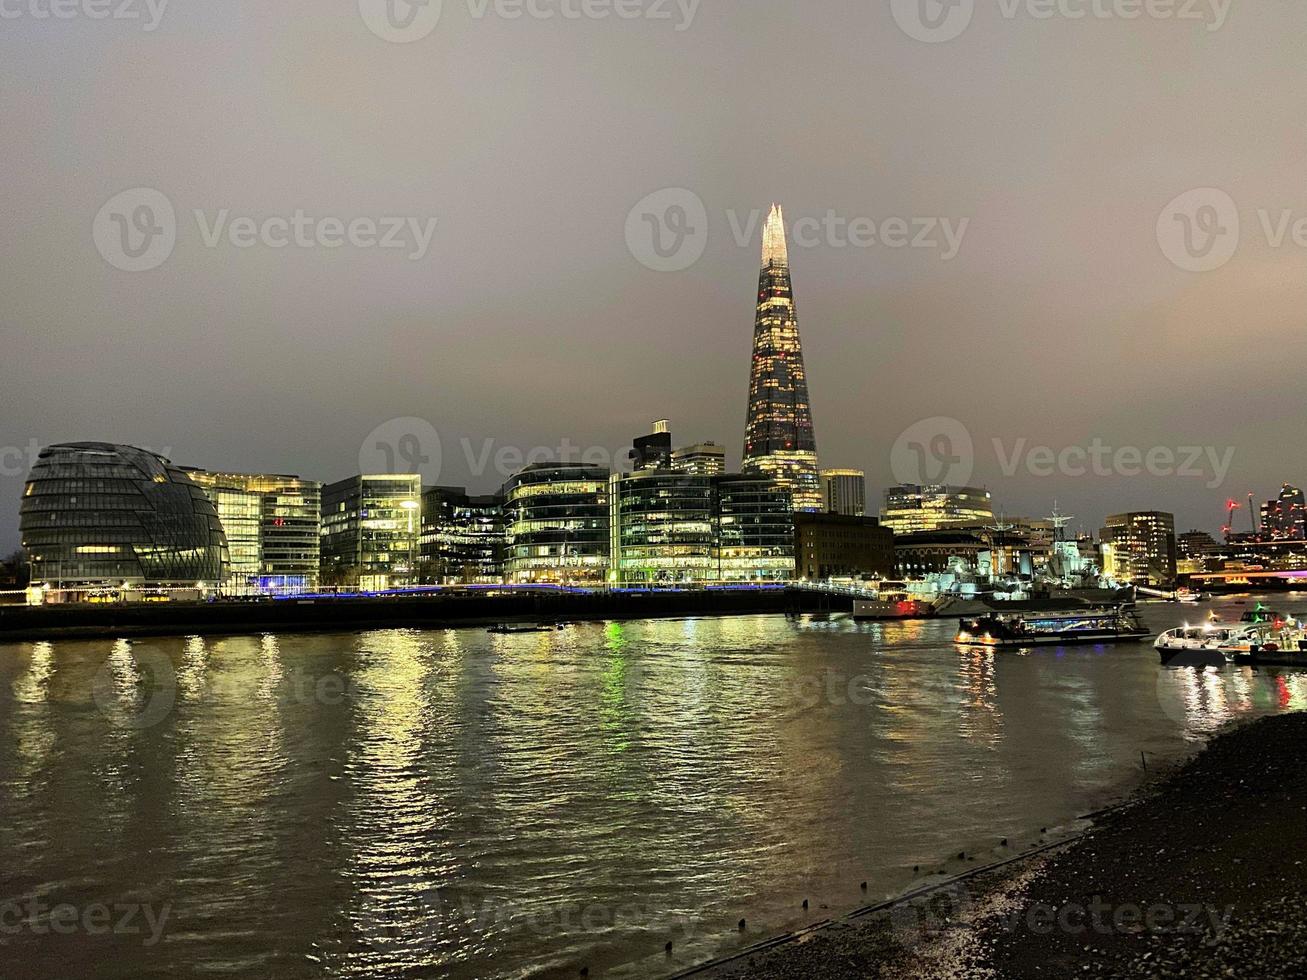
[741, 205, 822, 512]
[671, 443, 726, 476]
[713, 474, 796, 581]
[19, 443, 229, 594]
[320, 474, 422, 590]
[821, 469, 866, 517]
[420, 486, 506, 584]
[504, 462, 610, 584]
[1261, 485, 1307, 541]
[1100, 511, 1177, 586]
[609, 470, 715, 584]
[187, 470, 322, 592]
[879, 484, 995, 535]
[630, 419, 673, 471]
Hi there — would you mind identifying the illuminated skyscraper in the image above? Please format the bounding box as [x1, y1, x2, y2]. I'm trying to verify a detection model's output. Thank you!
[742, 204, 823, 512]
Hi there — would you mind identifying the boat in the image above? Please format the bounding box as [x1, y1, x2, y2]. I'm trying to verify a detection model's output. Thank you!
[487, 623, 563, 634]
[955, 606, 1149, 648]
[1154, 624, 1241, 667]
[852, 592, 935, 621]
[1155, 608, 1307, 667]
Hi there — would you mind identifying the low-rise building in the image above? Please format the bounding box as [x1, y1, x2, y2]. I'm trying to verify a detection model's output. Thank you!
[794, 513, 892, 581]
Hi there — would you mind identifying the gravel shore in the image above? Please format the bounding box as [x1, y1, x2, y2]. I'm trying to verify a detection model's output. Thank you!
[705, 710, 1307, 980]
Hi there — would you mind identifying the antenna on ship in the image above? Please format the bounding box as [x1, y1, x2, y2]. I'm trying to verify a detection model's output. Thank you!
[983, 513, 1016, 580]
[1047, 501, 1074, 543]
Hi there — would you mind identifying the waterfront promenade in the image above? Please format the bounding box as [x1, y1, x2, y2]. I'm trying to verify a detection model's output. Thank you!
[0, 585, 848, 642]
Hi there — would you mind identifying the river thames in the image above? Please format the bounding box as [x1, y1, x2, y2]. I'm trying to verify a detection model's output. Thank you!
[1, 597, 1303, 979]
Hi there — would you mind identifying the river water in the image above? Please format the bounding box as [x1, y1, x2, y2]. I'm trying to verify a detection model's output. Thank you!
[1, 596, 1304, 979]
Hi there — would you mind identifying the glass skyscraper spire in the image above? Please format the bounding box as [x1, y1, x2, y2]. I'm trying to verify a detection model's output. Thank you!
[742, 204, 823, 512]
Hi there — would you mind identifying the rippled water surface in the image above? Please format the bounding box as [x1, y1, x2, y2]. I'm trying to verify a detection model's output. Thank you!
[2, 598, 1304, 979]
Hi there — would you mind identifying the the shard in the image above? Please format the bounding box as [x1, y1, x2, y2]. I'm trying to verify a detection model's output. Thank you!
[742, 204, 822, 512]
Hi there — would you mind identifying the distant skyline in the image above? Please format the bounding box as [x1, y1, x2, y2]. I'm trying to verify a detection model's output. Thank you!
[5, 3, 1307, 551]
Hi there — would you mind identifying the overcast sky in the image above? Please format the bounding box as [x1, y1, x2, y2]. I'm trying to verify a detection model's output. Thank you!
[3, 0, 1305, 550]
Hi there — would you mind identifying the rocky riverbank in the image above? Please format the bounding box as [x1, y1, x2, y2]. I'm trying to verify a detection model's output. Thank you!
[707, 710, 1307, 979]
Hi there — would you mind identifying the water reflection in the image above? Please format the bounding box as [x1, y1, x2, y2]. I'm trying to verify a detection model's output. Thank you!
[1, 599, 1304, 980]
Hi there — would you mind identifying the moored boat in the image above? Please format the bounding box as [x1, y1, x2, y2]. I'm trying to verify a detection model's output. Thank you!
[955, 606, 1149, 648]
[852, 592, 935, 621]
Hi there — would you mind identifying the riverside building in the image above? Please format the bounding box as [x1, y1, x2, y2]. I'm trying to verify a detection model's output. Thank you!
[19, 443, 229, 597]
[320, 474, 421, 590]
[504, 462, 610, 585]
[671, 443, 726, 476]
[741, 205, 823, 512]
[186, 469, 322, 593]
[879, 484, 995, 535]
[419, 486, 506, 584]
[1100, 511, 1177, 586]
[821, 469, 866, 517]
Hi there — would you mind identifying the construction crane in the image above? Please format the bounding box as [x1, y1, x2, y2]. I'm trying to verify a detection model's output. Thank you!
[1222, 498, 1241, 542]
[1248, 492, 1260, 537]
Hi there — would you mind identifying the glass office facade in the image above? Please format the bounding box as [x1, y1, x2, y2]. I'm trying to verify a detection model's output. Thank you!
[420, 486, 506, 584]
[609, 471, 715, 584]
[505, 463, 610, 584]
[19, 443, 229, 590]
[321, 475, 422, 590]
[187, 470, 322, 592]
[713, 474, 796, 581]
[742, 205, 823, 512]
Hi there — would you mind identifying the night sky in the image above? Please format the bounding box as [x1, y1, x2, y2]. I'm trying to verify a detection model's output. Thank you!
[3, 1, 1305, 551]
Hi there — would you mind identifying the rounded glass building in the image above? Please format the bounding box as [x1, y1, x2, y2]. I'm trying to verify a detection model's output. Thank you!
[504, 462, 609, 584]
[20, 443, 230, 592]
